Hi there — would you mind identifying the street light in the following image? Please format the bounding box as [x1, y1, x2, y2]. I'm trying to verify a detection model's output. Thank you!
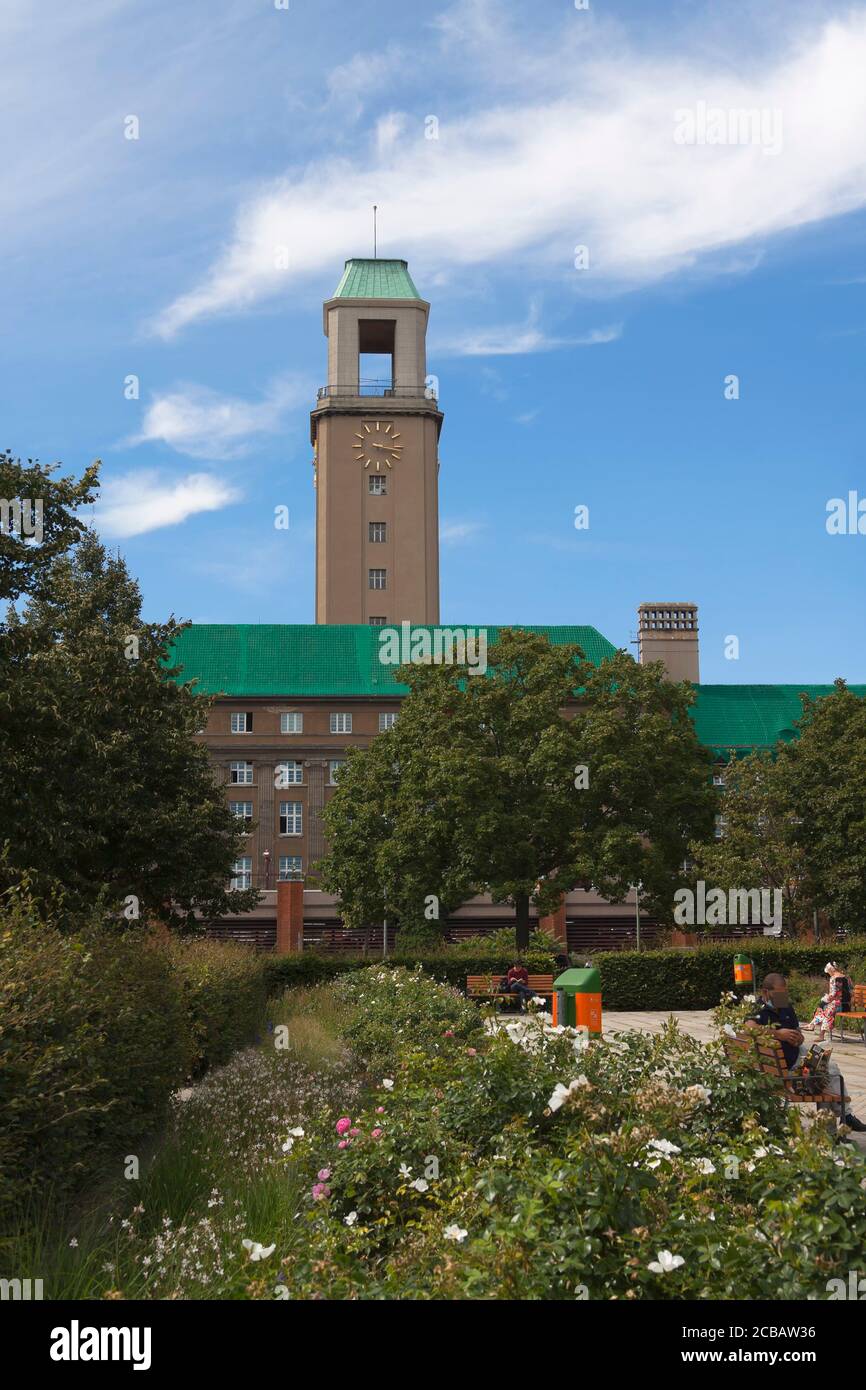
[262, 850, 271, 890]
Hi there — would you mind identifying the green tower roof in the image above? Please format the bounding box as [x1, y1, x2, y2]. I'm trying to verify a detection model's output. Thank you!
[332, 259, 422, 300]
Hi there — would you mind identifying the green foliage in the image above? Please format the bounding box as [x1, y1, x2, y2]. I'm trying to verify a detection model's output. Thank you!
[0, 892, 272, 1225]
[690, 750, 814, 929]
[166, 937, 272, 1076]
[321, 630, 715, 948]
[592, 937, 866, 1010]
[0, 450, 99, 605]
[781, 680, 866, 930]
[0, 528, 258, 926]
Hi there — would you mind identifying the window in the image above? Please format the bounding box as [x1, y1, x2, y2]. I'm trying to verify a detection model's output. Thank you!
[714, 815, 727, 840]
[369, 521, 387, 543]
[279, 801, 303, 835]
[229, 761, 253, 785]
[231, 712, 252, 733]
[378, 712, 397, 731]
[330, 713, 352, 734]
[275, 760, 304, 787]
[230, 857, 252, 890]
[278, 855, 303, 880]
[369, 568, 386, 590]
[229, 800, 253, 826]
[329, 759, 346, 784]
[369, 475, 387, 495]
[369, 616, 386, 626]
[712, 773, 726, 787]
[281, 712, 303, 734]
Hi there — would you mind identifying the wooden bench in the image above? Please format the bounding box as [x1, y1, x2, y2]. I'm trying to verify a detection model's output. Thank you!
[466, 974, 554, 1008]
[723, 1031, 849, 1112]
[833, 984, 866, 1046]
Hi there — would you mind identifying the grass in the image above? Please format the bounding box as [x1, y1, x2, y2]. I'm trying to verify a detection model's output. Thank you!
[1, 982, 361, 1300]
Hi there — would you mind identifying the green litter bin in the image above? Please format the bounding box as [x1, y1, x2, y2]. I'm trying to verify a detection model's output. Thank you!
[733, 954, 756, 994]
[552, 967, 602, 1036]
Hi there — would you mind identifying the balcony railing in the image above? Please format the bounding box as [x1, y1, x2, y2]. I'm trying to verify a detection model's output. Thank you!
[316, 380, 438, 402]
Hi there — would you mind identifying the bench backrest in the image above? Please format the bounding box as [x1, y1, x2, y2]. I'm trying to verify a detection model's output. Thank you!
[466, 974, 554, 992]
[723, 1031, 787, 1081]
[841, 984, 866, 1011]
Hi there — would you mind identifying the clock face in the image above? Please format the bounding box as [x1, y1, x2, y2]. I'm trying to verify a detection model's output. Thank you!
[352, 420, 403, 470]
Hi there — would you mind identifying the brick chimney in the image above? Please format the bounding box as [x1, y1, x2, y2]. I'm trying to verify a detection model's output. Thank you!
[637, 603, 699, 683]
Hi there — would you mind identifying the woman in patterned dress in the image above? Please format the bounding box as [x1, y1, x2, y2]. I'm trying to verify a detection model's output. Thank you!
[807, 962, 852, 1041]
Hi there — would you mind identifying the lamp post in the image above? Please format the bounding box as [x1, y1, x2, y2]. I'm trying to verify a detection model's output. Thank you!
[262, 850, 271, 890]
[633, 881, 642, 952]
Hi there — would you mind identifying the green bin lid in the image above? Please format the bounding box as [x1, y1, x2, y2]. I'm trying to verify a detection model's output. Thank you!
[553, 967, 601, 992]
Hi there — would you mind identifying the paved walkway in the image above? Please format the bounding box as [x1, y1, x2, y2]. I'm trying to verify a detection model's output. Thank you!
[603, 1010, 866, 1148]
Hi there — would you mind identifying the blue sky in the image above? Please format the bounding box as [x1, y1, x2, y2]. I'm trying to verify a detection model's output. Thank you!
[2, 0, 865, 683]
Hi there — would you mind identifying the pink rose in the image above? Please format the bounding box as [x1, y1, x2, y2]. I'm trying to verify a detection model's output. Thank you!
[336, 1117, 351, 1135]
[444, 1029, 455, 1037]
[311, 1183, 331, 1201]
[371, 1128, 383, 1139]
[376, 1106, 384, 1113]
[338, 1139, 349, 1149]
[349, 1127, 361, 1137]
[317, 1168, 331, 1181]
[466, 1048, 477, 1056]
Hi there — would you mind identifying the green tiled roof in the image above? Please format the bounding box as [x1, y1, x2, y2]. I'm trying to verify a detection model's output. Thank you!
[691, 684, 866, 752]
[164, 628, 864, 751]
[332, 258, 422, 300]
[165, 624, 618, 698]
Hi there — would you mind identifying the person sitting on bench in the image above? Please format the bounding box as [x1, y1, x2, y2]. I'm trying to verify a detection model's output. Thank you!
[806, 961, 852, 1042]
[498, 961, 535, 1012]
[745, 971, 866, 1131]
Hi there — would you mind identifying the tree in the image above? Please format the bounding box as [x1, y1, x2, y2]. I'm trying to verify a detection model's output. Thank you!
[0, 451, 99, 605]
[320, 630, 716, 948]
[0, 528, 258, 928]
[780, 680, 866, 931]
[689, 750, 815, 931]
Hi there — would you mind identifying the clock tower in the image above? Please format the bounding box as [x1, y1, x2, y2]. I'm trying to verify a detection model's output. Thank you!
[311, 258, 442, 625]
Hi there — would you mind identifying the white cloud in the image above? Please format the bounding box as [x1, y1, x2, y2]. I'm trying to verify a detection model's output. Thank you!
[441, 519, 485, 545]
[92, 471, 239, 538]
[128, 376, 310, 459]
[436, 317, 621, 356]
[152, 11, 866, 337]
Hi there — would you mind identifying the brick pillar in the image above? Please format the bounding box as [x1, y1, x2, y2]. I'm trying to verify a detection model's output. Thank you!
[538, 900, 567, 946]
[276, 880, 304, 953]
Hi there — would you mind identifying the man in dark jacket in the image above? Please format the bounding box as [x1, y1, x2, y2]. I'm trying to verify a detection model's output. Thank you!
[745, 972, 865, 1131]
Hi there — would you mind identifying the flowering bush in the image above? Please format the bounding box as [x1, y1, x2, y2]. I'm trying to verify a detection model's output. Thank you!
[64, 963, 866, 1302]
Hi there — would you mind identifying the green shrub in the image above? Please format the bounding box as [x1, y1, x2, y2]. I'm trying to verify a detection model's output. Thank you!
[167, 936, 271, 1075]
[592, 936, 866, 1010]
[0, 895, 273, 1225]
[0, 902, 190, 1220]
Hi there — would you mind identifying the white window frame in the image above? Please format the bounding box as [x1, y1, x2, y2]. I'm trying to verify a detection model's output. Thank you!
[229, 800, 254, 824]
[369, 475, 387, 495]
[330, 713, 352, 734]
[280, 712, 303, 734]
[229, 761, 254, 785]
[230, 857, 252, 891]
[231, 712, 250, 734]
[369, 568, 386, 590]
[279, 801, 303, 836]
[378, 712, 397, 731]
[369, 521, 387, 543]
[278, 855, 303, 880]
[275, 760, 304, 787]
[329, 759, 346, 785]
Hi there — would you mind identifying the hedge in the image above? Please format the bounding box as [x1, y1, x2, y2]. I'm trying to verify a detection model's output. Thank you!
[591, 937, 866, 1011]
[0, 898, 273, 1223]
[263, 935, 866, 1013]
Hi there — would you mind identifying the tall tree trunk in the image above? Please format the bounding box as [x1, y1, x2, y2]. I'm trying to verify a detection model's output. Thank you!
[515, 892, 530, 952]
